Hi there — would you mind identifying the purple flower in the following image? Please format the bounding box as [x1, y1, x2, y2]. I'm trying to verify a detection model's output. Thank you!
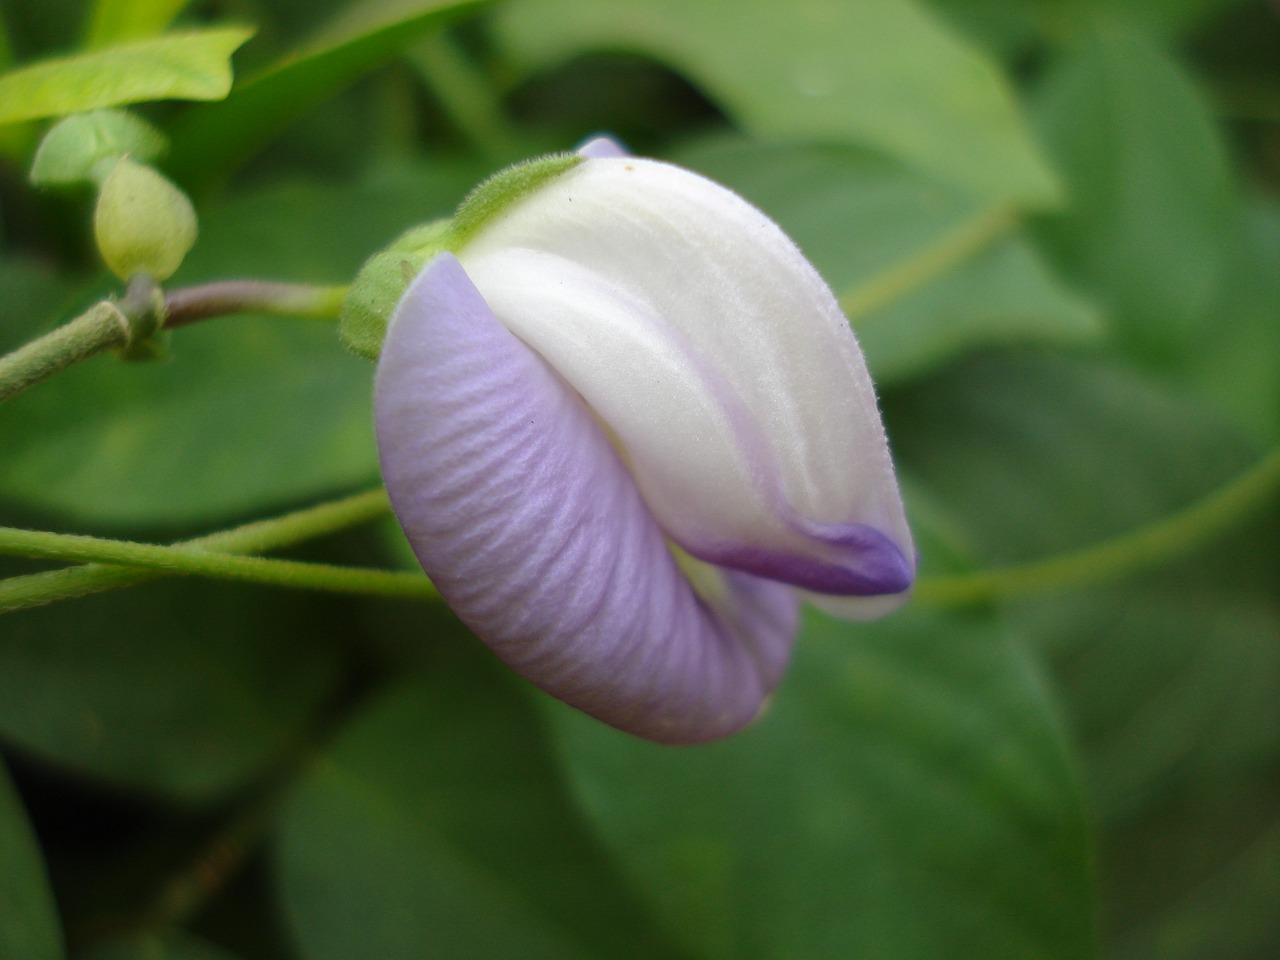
[374, 144, 914, 743]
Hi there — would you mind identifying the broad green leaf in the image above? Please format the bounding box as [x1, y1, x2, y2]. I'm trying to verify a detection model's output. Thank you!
[1106, 817, 1280, 960]
[887, 351, 1260, 561]
[923, 0, 1042, 57]
[0, 27, 255, 126]
[166, 0, 489, 186]
[673, 138, 1099, 384]
[29, 109, 168, 186]
[885, 350, 1277, 960]
[925, 0, 1252, 56]
[277, 637, 681, 960]
[496, 0, 1060, 207]
[1030, 22, 1235, 358]
[1013, 580, 1280, 960]
[0, 576, 344, 799]
[0, 760, 64, 960]
[85, 0, 192, 48]
[546, 606, 1093, 960]
[0, 159, 480, 525]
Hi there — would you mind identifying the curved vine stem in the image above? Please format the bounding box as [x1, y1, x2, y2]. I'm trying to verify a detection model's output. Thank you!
[0, 487, 421, 615]
[2, 447, 1277, 616]
[914, 445, 1280, 606]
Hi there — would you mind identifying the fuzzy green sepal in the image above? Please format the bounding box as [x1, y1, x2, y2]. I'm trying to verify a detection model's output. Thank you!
[339, 153, 583, 360]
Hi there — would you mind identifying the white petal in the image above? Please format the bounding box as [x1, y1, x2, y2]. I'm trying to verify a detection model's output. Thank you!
[457, 157, 914, 611]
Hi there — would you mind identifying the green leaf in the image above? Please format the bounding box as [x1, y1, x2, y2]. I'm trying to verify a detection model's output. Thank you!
[0, 760, 65, 960]
[545, 606, 1093, 960]
[925, 0, 1251, 57]
[29, 109, 168, 186]
[887, 350, 1260, 562]
[277, 637, 680, 960]
[166, 0, 490, 187]
[495, 0, 1060, 207]
[0, 159, 480, 526]
[1014, 579, 1280, 960]
[84, 0, 193, 48]
[1180, 197, 1280, 445]
[0, 27, 255, 126]
[0, 257, 77, 354]
[1030, 22, 1235, 359]
[673, 138, 1099, 384]
[885, 350, 1278, 960]
[0, 577, 345, 799]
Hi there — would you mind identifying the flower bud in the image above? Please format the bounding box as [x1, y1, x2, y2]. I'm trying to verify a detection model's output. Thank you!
[375, 147, 916, 742]
[93, 157, 197, 281]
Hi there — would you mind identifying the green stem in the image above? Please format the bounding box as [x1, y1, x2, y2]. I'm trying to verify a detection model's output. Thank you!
[163, 280, 349, 328]
[0, 278, 347, 404]
[838, 204, 1017, 323]
[0, 526, 435, 601]
[0, 487, 412, 614]
[0, 300, 129, 403]
[915, 446, 1280, 606]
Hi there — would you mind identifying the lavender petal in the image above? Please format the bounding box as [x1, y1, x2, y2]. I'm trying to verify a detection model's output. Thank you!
[375, 253, 799, 743]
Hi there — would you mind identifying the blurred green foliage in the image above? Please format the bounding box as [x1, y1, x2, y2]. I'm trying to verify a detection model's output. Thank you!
[0, 0, 1276, 959]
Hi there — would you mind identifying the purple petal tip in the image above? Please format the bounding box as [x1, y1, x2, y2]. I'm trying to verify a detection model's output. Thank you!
[575, 135, 629, 159]
[701, 523, 914, 597]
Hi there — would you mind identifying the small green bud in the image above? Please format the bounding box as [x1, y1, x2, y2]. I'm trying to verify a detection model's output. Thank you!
[30, 109, 167, 187]
[93, 157, 197, 281]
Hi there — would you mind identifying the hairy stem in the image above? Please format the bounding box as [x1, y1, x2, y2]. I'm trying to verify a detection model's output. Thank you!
[0, 488, 408, 614]
[0, 300, 129, 403]
[915, 445, 1280, 606]
[0, 526, 435, 601]
[0, 278, 346, 404]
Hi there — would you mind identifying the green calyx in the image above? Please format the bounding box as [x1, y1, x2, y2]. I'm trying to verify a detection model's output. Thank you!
[93, 157, 197, 282]
[339, 153, 582, 360]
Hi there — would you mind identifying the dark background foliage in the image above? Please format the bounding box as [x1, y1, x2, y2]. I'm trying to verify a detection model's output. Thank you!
[1, 1, 1277, 958]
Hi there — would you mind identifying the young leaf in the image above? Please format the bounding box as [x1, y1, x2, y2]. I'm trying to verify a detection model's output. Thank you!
[29, 109, 167, 186]
[0, 26, 254, 126]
